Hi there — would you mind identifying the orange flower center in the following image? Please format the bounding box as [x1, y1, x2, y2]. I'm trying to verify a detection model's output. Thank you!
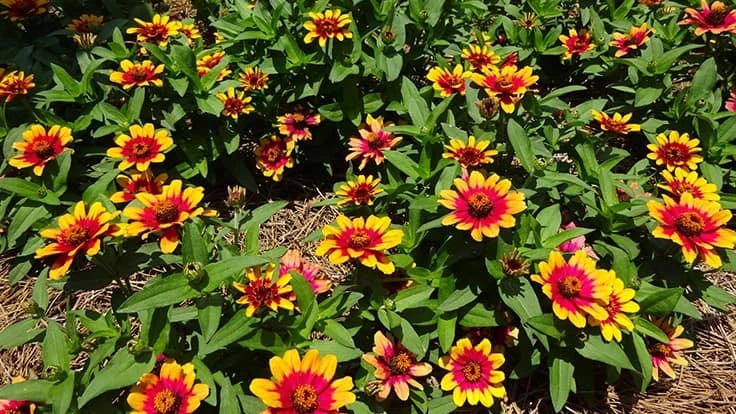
[674, 212, 705, 236]
[467, 193, 493, 218]
[132, 142, 151, 157]
[496, 76, 514, 91]
[455, 147, 483, 166]
[574, 36, 588, 49]
[141, 24, 169, 42]
[462, 361, 482, 382]
[706, 3, 728, 25]
[558, 275, 583, 298]
[62, 225, 90, 247]
[316, 18, 339, 36]
[648, 342, 671, 357]
[265, 147, 281, 163]
[8, 0, 38, 15]
[348, 230, 371, 249]
[388, 351, 413, 375]
[154, 200, 179, 223]
[32, 138, 55, 159]
[130, 67, 150, 82]
[152, 389, 181, 414]
[291, 384, 319, 413]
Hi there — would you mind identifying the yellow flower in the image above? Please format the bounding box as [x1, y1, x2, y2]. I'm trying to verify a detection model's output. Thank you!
[442, 136, 498, 168]
[438, 338, 505, 407]
[303, 9, 352, 47]
[233, 264, 294, 317]
[591, 110, 640, 134]
[126, 14, 182, 46]
[588, 271, 639, 342]
[109, 60, 165, 89]
[127, 360, 209, 414]
[216, 87, 254, 120]
[106, 124, 173, 171]
[336, 175, 383, 206]
[646, 131, 703, 171]
[426, 64, 471, 97]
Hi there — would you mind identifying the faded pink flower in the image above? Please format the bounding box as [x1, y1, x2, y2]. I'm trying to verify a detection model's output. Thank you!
[558, 222, 599, 259]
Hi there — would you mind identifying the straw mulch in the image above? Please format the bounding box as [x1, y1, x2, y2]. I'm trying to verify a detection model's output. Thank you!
[0, 196, 734, 413]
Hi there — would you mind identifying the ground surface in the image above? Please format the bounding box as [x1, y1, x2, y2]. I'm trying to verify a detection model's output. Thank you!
[1, 193, 734, 413]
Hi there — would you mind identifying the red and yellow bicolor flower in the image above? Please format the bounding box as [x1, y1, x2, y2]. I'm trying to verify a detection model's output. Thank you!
[362, 331, 432, 401]
[471, 65, 538, 113]
[233, 264, 294, 317]
[106, 123, 173, 172]
[127, 360, 209, 414]
[9, 124, 72, 176]
[303, 9, 352, 47]
[438, 338, 505, 407]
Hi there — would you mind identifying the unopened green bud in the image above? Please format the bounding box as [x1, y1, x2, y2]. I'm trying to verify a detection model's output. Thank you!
[184, 261, 206, 282]
[42, 365, 65, 381]
[127, 339, 150, 356]
[381, 28, 396, 44]
[383, 298, 396, 311]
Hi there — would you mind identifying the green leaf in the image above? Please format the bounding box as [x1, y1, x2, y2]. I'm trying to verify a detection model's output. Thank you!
[197, 295, 223, 342]
[498, 277, 542, 322]
[311, 340, 363, 362]
[401, 76, 429, 126]
[458, 303, 503, 327]
[636, 287, 682, 316]
[542, 227, 593, 249]
[292, 273, 319, 339]
[549, 354, 574, 412]
[0, 178, 61, 205]
[384, 150, 421, 179]
[0, 379, 54, 402]
[633, 318, 669, 343]
[244, 201, 288, 227]
[426, 395, 456, 414]
[0, 319, 43, 350]
[576, 334, 635, 370]
[6, 205, 49, 244]
[527, 314, 565, 339]
[117, 274, 194, 313]
[78, 349, 155, 407]
[687, 57, 717, 107]
[437, 286, 477, 312]
[630, 333, 653, 390]
[125, 88, 146, 122]
[394, 284, 435, 312]
[50, 63, 82, 97]
[506, 119, 535, 173]
[199, 312, 254, 356]
[182, 222, 209, 265]
[437, 314, 456, 353]
[42, 320, 69, 367]
[322, 320, 355, 347]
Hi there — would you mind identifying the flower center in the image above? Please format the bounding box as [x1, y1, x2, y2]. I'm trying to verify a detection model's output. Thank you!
[574, 37, 587, 50]
[154, 199, 179, 223]
[130, 68, 150, 82]
[663, 145, 687, 163]
[225, 98, 244, 114]
[706, 3, 728, 25]
[456, 147, 482, 166]
[249, 279, 278, 305]
[496, 76, 514, 91]
[466, 193, 493, 218]
[10, 0, 37, 15]
[365, 132, 386, 150]
[62, 225, 90, 247]
[558, 275, 583, 298]
[131, 141, 151, 157]
[674, 211, 705, 236]
[143, 24, 169, 42]
[153, 389, 181, 414]
[348, 230, 371, 249]
[351, 185, 372, 203]
[317, 19, 338, 36]
[388, 351, 413, 375]
[648, 342, 671, 357]
[462, 361, 483, 382]
[265, 147, 281, 163]
[291, 384, 319, 413]
[32, 138, 55, 159]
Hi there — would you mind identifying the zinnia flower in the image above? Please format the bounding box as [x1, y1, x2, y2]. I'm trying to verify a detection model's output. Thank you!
[559, 28, 595, 59]
[0, 70, 35, 102]
[336, 175, 383, 206]
[179, 23, 201, 44]
[0, 377, 36, 413]
[647, 192, 736, 268]
[110, 169, 168, 204]
[123, 180, 216, 253]
[250, 349, 356, 413]
[591, 110, 640, 134]
[679, 0, 736, 36]
[233, 264, 294, 317]
[346, 114, 402, 170]
[362, 331, 432, 401]
[277, 109, 320, 141]
[442, 136, 498, 168]
[35, 201, 119, 280]
[609, 23, 654, 57]
[127, 360, 209, 414]
[126, 14, 182, 46]
[531, 250, 612, 328]
[106, 123, 173, 172]
[316, 215, 403, 274]
[279, 249, 331, 295]
[658, 168, 719, 201]
[461, 44, 500, 70]
[426, 64, 472, 97]
[303, 9, 352, 47]
[439, 171, 526, 242]
[0, 0, 46, 21]
[588, 272, 639, 342]
[196, 51, 231, 80]
[648, 318, 694, 381]
[67, 14, 104, 33]
[254, 135, 295, 182]
[646, 131, 703, 171]
[438, 338, 505, 407]
[109, 60, 165, 89]
[239, 67, 269, 91]
[216, 87, 254, 120]
[726, 89, 736, 112]
[471, 65, 538, 113]
[9, 124, 72, 176]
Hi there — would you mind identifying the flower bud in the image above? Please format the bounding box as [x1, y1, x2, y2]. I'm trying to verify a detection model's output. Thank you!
[381, 28, 396, 44]
[21, 299, 39, 315]
[184, 261, 206, 283]
[382, 298, 396, 311]
[42, 365, 65, 381]
[127, 339, 151, 356]
[476, 97, 500, 118]
[226, 185, 247, 208]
